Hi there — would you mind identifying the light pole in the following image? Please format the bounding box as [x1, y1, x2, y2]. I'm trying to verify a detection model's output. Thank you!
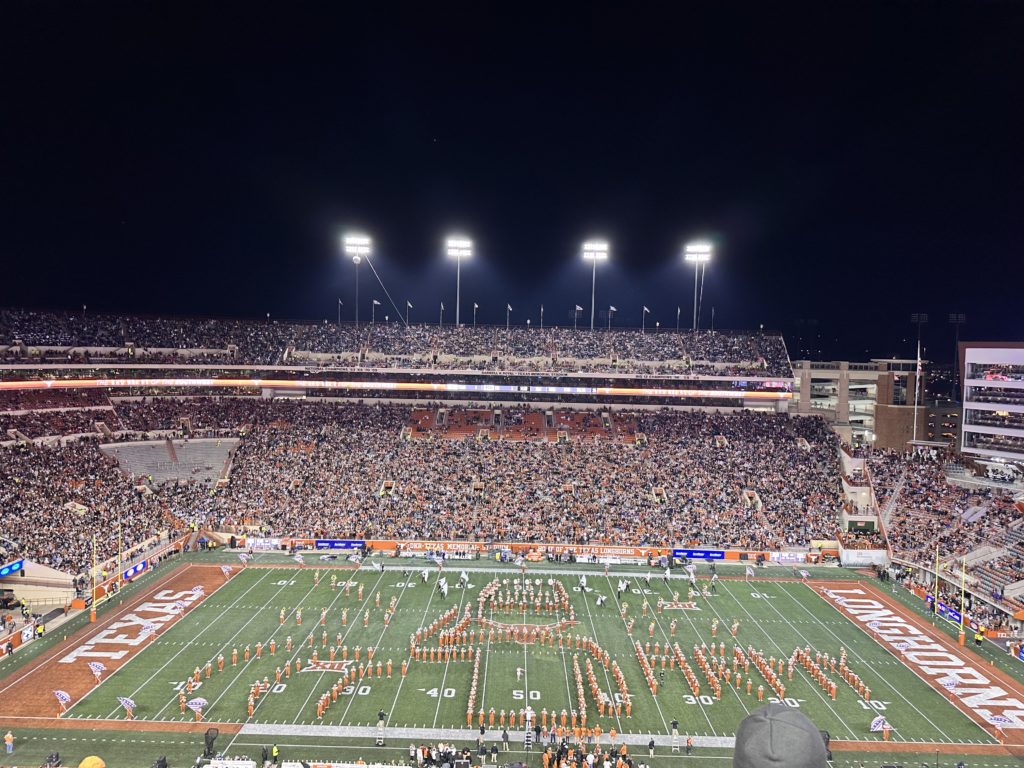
[582, 240, 609, 331]
[446, 237, 473, 327]
[684, 241, 712, 331]
[343, 233, 372, 326]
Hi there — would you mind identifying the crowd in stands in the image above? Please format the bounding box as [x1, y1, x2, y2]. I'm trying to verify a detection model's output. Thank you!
[0, 408, 118, 438]
[868, 449, 1024, 611]
[837, 530, 887, 550]
[880, 454, 1020, 565]
[0, 399, 843, 573]
[0, 441, 208, 573]
[0, 388, 111, 411]
[1, 308, 792, 376]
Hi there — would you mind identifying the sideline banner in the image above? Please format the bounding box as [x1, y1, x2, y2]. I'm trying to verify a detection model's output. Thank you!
[674, 548, 725, 560]
[314, 539, 365, 550]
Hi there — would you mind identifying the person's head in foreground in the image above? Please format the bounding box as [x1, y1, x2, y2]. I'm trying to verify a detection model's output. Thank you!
[734, 703, 828, 768]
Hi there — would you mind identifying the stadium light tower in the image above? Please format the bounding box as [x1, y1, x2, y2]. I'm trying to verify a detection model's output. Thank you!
[343, 234, 372, 326]
[582, 240, 609, 331]
[684, 241, 713, 331]
[446, 236, 473, 327]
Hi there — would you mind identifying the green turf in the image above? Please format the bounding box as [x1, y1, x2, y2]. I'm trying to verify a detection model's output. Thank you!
[60, 561, 992, 751]
[13, 726, 1023, 768]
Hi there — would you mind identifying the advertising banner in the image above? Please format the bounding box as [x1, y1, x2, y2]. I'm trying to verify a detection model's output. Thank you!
[122, 559, 148, 580]
[673, 549, 725, 560]
[314, 540, 365, 550]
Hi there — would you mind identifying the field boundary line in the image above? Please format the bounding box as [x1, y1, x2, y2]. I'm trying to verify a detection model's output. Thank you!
[383, 568, 441, 728]
[780, 580, 962, 742]
[94, 567, 279, 718]
[143, 568, 302, 720]
[717, 579, 858, 740]
[644, 575, 750, 728]
[197, 568, 340, 721]
[818, 580, 1024, 745]
[603, 574, 671, 734]
[0, 562, 196, 699]
[320, 570, 393, 725]
[430, 574, 470, 728]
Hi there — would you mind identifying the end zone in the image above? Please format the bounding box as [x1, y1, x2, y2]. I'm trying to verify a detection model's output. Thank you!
[0, 563, 232, 718]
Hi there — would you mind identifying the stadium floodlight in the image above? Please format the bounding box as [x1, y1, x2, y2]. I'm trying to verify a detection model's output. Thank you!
[343, 234, 372, 326]
[582, 240, 609, 331]
[446, 236, 473, 326]
[684, 241, 713, 331]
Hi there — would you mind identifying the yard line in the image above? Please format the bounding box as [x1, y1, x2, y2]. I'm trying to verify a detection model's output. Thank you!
[780, 581, 964, 742]
[642, 576, 750, 721]
[331, 573, 409, 727]
[717, 579, 858, 740]
[244, 569, 383, 727]
[163, 568, 326, 721]
[602, 574, 671, 734]
[288, 569, 387, 724]
[431, 574, 471, 728]
[88, 567, 276, 718]
[480, 604, 495, 724]
[0, 562, 195, 699]
[576, 576, 622, 732]
[382, 567, 442, 728]
[520, 579, 531, 728]
[554, 600, 584, 729]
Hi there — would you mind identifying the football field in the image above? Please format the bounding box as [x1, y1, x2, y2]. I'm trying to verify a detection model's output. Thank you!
[52, 559, 997, 752]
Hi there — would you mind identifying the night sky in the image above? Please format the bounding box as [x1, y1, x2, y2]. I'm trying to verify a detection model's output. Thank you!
[1, 2, 1021, 362]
